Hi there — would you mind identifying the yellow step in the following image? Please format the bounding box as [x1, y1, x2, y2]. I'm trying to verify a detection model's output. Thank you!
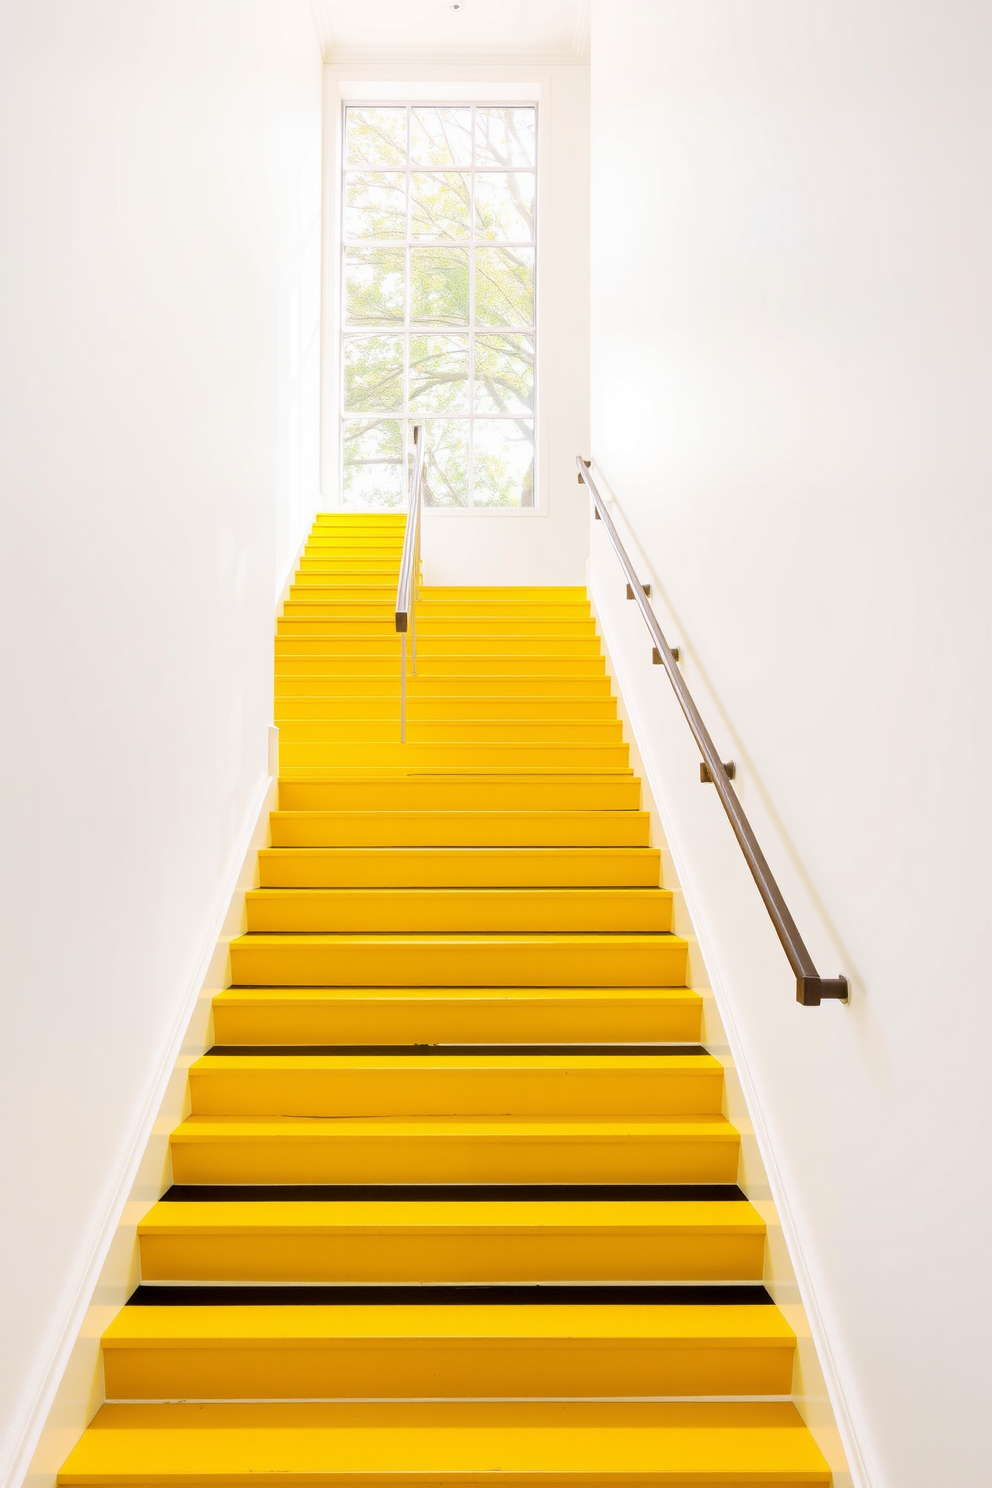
[278, 743, 631, 769]
[189, 1050, 716, 1117]
[213, 984, 700, 1048]
[138, 1199, 765, 1283]
[276, 777, 641, 811]
[312, 512, 407, 522]
[244, 888, 672, 933]
[257, 847, 661, 887]
[101, 1304, 795, 1401]
[228, 930, 685, 986]
[58, 1400, 832, 1485]
[288, 593, 592, 612]
[277, 720, 624, 744]
[305, 538, 406, 553]
[170, 1112, 736, 1185]
[275, 672, 613, 696]
[275, 631, 604, 655]
[294, 567, 403, 581]
[284, 604, 594, 625]
[268, 809, 650, 847]
[274, 695, 618, 720]
[275, 654, 608, 676]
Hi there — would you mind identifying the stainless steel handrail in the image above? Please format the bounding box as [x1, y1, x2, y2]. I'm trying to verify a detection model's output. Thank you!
[578, 455, 848, 1008]
[396, 425, 425, 742]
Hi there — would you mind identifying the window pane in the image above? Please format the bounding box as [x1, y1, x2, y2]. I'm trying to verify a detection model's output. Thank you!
[475, 173, 535, 243]
[343, 418, 405, 508]
[344, 172, 406, 241]
[343, 334, 404, 412]
[474, 334, 534, 414]
[410, 173, 471, 240]
[412, 107, 472, 166]
[346, 108, 407, 167]
[418, 420, 469, 508]
[473, 420, 535, 507]
[344, 249, 405, 326]
[409, 336, 469, 414]
[475, 247, 534, 327]
[475, 107, 536, 168]
[410, 247, 470, 326]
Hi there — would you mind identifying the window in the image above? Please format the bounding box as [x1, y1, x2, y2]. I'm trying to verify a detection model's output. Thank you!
[340, 104, 537, 510]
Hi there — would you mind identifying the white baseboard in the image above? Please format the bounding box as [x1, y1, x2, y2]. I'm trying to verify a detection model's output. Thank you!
[9, 769, 277, 1488]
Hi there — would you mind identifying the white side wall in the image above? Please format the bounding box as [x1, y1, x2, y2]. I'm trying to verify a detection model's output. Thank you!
[589, 4, 991, 1486]
[323, 65, 591, 585]
[0, 2, 322, 1478]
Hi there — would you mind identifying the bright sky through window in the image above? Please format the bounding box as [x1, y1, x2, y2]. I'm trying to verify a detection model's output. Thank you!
[340, 105, 537, 509]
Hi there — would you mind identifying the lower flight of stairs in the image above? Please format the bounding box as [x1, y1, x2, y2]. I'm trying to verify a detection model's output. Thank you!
[60, 513, 830, 1485]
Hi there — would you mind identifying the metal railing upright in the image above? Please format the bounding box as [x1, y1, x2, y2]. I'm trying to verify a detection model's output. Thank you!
[395, 425, 426, 743]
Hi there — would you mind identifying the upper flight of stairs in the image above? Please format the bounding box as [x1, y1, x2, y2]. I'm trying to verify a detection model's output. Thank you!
[60, 514, 831, 1486]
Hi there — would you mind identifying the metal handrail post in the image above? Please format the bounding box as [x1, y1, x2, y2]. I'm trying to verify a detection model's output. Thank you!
[396, 425, 425, 741]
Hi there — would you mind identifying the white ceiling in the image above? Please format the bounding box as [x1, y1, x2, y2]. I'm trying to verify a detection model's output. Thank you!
[310, 0, 590, 65]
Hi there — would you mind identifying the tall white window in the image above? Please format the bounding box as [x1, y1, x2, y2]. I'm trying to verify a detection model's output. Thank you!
[340, 104, 537, 510]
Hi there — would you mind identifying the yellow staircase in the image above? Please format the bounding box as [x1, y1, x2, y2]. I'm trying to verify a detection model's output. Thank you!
[60, 514, 831, 1485]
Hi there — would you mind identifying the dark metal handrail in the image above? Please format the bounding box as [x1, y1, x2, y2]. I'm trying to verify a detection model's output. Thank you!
[578, 456, 848, 1007]
[396, 425, 425, 742]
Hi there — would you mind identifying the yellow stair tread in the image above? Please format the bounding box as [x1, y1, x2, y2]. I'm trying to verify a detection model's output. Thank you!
[230, 930, 686, 951]
[59, 1401, 831, 1483]
[139, 1199, 764, 1233]
[194, 1051, 715, 1071]
[171, 1113, 735, 1139]
[104, 1305, 793, 1345]
[212, 986, 700, 1005]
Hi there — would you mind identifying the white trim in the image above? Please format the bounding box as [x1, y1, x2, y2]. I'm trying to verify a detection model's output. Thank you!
[7, 770, 276, 1488]
[337, 100, 539, 512]
[588, 561, 875, 1488]
[326, 47, 584, 68]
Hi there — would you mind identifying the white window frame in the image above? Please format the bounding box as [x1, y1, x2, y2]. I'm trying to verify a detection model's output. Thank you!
[323, 76, 551, 519]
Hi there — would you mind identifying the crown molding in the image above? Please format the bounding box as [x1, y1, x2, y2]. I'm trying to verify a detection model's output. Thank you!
[572, 0, 590, 63]
[308, 0, 334, 60]
[324, 44, 587, 68]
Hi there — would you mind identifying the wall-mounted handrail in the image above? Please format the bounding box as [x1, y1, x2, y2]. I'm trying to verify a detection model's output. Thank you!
[578, 455, 848, 1008]
[396, 425, 425, 742]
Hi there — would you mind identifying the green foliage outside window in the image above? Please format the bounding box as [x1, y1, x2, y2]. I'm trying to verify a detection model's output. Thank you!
[341, 106, 536, 510]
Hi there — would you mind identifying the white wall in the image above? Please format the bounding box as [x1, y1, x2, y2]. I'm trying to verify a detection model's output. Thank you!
[0, 2, 322, 1479]
[589, 4, 991, 1485]
[323, 65, 591, 585]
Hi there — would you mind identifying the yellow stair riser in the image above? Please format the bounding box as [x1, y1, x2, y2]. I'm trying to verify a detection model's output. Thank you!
[275, 696, 619, 720]
[288, 594, 594, 615]
[243, 889, 673, 933]
[278, 767, 635, 783]
[275, 673, 613, 696]
[279, 744, 631, 769]
[188, 1060, 718, 1118]
[309, 516, 405, 525]
[268, 810, 651, 848]
[102, 1313, 795, 1402]
[277, 721, 625, 744]
[169, 1115, 738, 1186]
[275, 632, 605, 655]
[276, 655, 608, 676]
[136, 1220, 767, 1291]
[304, 547, 407, 559]
[228, 932, 686, 987]
[256, 848, 661, 888]
[277, 779, 641, 811]
[57, 1400, 833, 1486]
[284, 611, 596, 631]
[211, 987, 700, 1045]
